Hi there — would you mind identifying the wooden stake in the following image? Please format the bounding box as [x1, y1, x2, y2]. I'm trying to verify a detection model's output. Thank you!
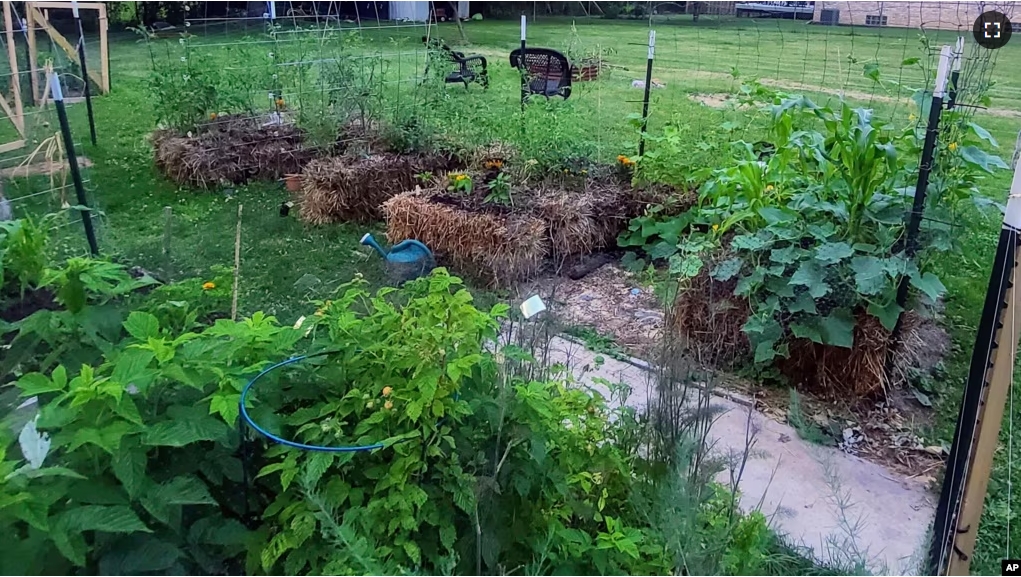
[932, 162, 1021, 575]
[161, 205, 172, 267]
[3, 1, 24, 137]
[231, 203, 243, 322]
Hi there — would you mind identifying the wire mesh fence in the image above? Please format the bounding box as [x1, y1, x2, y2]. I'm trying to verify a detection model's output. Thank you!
[0, 2, 103, 259]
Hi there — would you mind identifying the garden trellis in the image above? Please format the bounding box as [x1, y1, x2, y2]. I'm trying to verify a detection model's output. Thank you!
[0, 1, 103, 257]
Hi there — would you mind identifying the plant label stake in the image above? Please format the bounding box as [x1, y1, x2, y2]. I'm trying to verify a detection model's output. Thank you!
[519, 15, 527, 112]
[930, 160, 1021, 576]
[890, 45, 952, 344]
[72, 1, 97, 145]
[947, 36, 964, 110]
[638, 29, 656, 157]
[50, 71, 98, 256]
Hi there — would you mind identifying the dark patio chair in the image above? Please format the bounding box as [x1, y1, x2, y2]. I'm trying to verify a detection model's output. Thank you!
[509, 48, 572, 100]
[422, 36, 489, 89]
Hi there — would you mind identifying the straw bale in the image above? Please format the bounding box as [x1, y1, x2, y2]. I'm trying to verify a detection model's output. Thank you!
[382, 190, 548, 287]
[152, 115, 315, 189]
[298, 153, 454, 225]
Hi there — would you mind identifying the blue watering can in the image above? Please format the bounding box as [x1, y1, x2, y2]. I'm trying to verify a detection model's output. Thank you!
[360, 233, 436, 284]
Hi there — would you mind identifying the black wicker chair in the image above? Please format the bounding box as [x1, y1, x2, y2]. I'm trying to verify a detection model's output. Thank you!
[509, 48, 572, 100]
[422, 36, 489, 89]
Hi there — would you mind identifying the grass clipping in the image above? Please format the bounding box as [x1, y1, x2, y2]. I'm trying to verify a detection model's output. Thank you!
[152, 115, 315, 189]
[298, 153, 454, 225]
[383, 189, 548, 287]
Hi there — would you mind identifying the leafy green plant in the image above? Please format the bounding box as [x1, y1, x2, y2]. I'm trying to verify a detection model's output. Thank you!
[484, 172, 512, 205]
[1, 216, 50, 299]
[448, 172, 473, 194]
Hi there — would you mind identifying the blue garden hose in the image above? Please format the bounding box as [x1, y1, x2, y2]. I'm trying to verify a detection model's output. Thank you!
[239, 351, 385, 452]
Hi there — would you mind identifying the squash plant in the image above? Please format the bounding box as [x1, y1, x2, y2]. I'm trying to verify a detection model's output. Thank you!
[634, 93, 1006, 364]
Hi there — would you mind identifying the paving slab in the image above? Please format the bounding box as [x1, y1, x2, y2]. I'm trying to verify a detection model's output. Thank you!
[539, 334, 934, 575]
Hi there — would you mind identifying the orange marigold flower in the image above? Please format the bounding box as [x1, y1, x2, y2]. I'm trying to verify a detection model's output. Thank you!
[276, 98, 285, 107]
[209, 112, 217, 120]
[202, 282, 215, 290]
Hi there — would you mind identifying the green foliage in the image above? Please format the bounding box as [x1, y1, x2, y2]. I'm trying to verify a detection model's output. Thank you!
[0, 216, 50, 300]
[484, 172, 513, 205]
[623, 89, 1005, 364]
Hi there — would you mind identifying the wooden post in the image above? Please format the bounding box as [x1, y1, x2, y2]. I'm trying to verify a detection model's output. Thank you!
[26, 3, 37, 103]
[161, 206, 173, 263]
[231, 203, 243, 322]
[98, 2, 108, 92]
[3, 1, 24, 137]
[931, 161, 1021, 575]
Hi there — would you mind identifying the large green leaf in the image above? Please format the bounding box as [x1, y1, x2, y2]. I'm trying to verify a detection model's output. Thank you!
[111, 445, 147, 500]
[791, 321, 823, 344]
[149, 475, 216, 506]
[868, 300, 903, 332]
[789, 261, 829, 299]
[59, 505, 151, 534]
[769, 246, 801, 265]
[850, 256, 887, 296]
[731, 233, 768, 251]
[814, 242, 854, 265]
[99, 535, 182, 575]
[819, 310, 855, 348]
[910, 271, 947, 302]
[710, 257, 743, 282]
[143, 410, 228, 447]
[123, 311, 160, 341]
[17, 372, 62, 397]
[959, 145, 1009, 173]
[966, 121, 998, 147]
[787, 292, 818, 314]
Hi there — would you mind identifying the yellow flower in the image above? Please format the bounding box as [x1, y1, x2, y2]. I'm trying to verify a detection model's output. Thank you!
[384, 400, 394, 410]
[209, 112, 217, 120]
[949, 142, 958, 151]
[382, 386, 392, 397]
[908, 113, 917, 122]
[712, 224, 720, 232]
[765, 184, 774, 192]
[202, 282, 215, 290]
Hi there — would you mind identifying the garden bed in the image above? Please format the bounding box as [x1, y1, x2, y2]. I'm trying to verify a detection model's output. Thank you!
[673, 269, 945, 399]
[297, 152, 459, 225]
[152, 114, 318, 189]
[383, 189, 549, 286]
[382, 171, 652, 287]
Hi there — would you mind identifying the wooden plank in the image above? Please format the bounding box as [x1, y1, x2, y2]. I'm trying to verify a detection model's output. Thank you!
[946, 173, 1021, 575]
[0, 92, 23, 138]
[26, 2, 38, 104]
[27, 5, 104, 91]
[2, 1, 24, 135]
[98, 3, 108, 92]
[28, 1, 104, 9]
[0, 139, 27, 154]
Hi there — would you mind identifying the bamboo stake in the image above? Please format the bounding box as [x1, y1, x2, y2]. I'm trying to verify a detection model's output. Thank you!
[231, 203, 243, 322]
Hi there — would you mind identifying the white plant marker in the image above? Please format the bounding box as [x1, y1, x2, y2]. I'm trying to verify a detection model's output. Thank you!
[520, 295, 546, 319]
[19, 415, 50, 470]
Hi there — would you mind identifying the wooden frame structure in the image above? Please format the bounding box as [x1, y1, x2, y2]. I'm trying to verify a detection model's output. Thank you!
[0, 0, 108, 155]
[25, 1, 109, 105]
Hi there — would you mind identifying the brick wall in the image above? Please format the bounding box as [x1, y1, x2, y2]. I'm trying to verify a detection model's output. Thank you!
[813, 1, 1018, 30]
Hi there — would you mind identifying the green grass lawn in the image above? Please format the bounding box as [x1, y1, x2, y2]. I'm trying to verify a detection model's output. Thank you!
[5, 14, 1021, 573]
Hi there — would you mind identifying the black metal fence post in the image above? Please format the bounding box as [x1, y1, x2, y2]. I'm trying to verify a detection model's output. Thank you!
[50, 71, 99, 256]
[73, 3, 97, 145]
[890, 45, 953, 341]
[638, 29, 655, 157]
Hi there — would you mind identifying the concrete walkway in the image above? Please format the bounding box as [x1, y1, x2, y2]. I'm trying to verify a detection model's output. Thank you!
[541, 334, 934, 575]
